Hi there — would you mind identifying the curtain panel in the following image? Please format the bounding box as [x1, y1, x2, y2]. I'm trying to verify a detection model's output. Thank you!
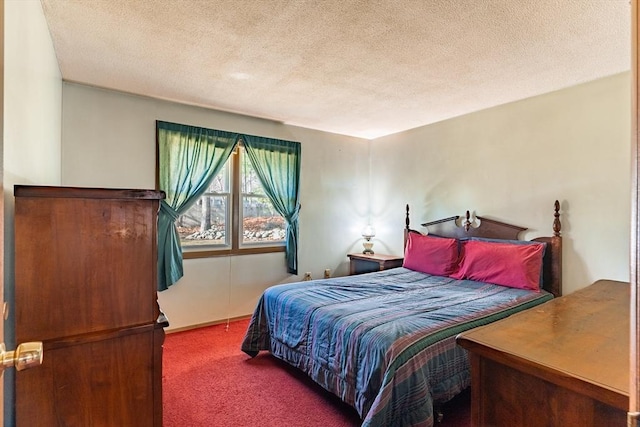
[156, 121, 238, 291]
[243, 135, 302, 274]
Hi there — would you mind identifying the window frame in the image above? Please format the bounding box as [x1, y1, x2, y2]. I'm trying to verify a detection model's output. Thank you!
[179, 142, 286, 260]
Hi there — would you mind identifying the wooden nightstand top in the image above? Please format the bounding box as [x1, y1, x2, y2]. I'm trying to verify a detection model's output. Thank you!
[347, 253, 404, 262]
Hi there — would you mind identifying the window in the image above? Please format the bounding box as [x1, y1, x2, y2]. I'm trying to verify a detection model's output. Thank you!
[178, 143, 286, 257]
[240, 148, 287, 245]
[156, 120, 301, 290]
[177, 160, 230, 247]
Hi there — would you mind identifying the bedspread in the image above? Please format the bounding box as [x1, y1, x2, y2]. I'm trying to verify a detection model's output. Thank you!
[241, 267, 553, 426]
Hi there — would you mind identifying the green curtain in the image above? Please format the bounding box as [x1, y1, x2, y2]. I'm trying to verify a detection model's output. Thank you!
[242, 135, 301, 274]
[157, 121, 239, 291]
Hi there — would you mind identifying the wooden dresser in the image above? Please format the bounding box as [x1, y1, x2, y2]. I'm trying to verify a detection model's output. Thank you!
[14, 186, 165, 426]
[457, 279, 629, 427]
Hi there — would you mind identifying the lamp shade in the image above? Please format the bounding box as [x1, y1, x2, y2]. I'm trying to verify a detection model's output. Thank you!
[361, 225, 376, 239]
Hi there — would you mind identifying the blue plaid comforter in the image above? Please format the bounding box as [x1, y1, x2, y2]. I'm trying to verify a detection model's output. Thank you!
[241, 267, 553, 426]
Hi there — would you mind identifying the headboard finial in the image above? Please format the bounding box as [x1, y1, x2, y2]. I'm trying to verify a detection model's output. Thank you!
[464, 210, 471, 232]
[405, 204, 410, 231]
[553, 200, 561, 237]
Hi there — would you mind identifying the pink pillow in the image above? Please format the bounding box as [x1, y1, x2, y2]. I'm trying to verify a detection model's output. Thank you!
[450, 240, 544, 291]
[403, 233, 459, 276]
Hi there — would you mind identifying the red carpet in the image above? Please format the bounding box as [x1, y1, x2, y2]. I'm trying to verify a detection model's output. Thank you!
[163, 318, 470, 426]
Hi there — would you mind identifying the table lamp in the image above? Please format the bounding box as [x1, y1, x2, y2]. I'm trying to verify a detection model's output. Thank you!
[361, 225, 376, 254]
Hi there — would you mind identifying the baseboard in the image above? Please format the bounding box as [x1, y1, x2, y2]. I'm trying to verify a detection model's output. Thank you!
[165, 315, 252, 334]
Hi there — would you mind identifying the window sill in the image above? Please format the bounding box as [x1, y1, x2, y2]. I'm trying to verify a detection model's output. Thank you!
[182, 245, 285, 259]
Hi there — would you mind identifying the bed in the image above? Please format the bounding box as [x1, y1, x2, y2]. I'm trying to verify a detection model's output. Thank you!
[241, 201, 563, 426]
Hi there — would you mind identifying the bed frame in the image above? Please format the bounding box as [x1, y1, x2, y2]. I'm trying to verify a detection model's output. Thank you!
[403, 200, 562, 297]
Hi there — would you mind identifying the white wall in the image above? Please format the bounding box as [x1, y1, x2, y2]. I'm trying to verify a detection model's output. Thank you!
[61, 83, 370, 330]
[61, 72, 631, 328]
[371, 73, 631, 296]
[5, 0, 61, 187]
[4, 0, 62, 424]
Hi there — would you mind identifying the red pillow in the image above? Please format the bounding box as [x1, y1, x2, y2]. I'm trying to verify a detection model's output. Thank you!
[403, 233, 459, 276]
[450, 240, 544, 291]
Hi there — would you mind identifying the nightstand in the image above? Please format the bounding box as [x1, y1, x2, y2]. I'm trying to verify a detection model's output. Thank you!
[347, 253, 404, 275]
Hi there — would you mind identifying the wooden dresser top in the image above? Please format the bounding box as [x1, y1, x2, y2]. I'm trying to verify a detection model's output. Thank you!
[457, 279, 630, 408]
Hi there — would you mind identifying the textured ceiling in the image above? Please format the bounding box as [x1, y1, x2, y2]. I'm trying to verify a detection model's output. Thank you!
[40, 0, 630, 139]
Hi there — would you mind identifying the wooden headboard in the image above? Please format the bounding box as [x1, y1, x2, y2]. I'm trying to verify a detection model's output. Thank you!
[403, 200, 562, 297]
